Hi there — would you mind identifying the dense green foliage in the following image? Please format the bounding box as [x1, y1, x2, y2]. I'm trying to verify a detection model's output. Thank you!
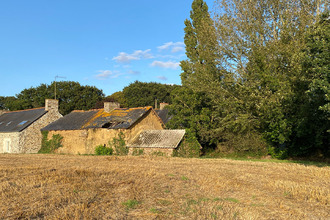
[109, 132, 128, 156]
[167, 0, 219, 148]
[95, 145, 113, 155]
[123, 81, 179, 108]
[0, 81, 104, 115]
[289, 11, 330, 157]
[169, 0, 329, 159]
[173, 129, 201, 158]
[94, 91, 128, 109]
[39, 131, 63, 154]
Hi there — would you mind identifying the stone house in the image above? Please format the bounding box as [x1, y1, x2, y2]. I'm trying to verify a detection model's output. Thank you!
[0, 99, 62, 153]
[127, 129, 186, 156]
[41, 102, 165, 154]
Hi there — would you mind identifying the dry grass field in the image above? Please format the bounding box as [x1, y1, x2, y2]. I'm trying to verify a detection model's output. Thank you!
[0, 154, 329, 219]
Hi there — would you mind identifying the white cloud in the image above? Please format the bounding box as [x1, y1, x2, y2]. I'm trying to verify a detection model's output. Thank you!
[158, 42, 185, 53]
[157, 76, 168, 81]
[96, 70, 121, 79]
[151, 61, 180, 69]
[112, 49, 153, 63]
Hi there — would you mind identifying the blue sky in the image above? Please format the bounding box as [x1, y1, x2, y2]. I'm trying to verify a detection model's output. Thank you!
[0, 0, 214, 97]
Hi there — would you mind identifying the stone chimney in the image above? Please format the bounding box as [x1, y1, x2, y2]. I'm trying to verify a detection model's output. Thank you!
[45, 99, 59, 112]
[0, 110, 8, 116]
[104, 102, 120, 113]
[160, 103, 169, 110]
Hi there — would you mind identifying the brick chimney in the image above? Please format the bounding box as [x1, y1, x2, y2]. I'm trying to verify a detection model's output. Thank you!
[104, 102, 120, 113]
[160, 103, 169, 110]
[45, 99, 59, 112]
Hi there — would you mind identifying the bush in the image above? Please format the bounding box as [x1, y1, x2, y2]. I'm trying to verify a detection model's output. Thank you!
[173, 129, 201, 158]
[39, 131, 63, 153]
[95, 145, 113, 155]
[132, 148, 144, 156]
[109, 131, 128, 156]
[268, 146, 288, 159]
[216, 132, 268, 158]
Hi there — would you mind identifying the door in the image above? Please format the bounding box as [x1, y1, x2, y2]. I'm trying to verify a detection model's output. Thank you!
[3, 139, 11, 153]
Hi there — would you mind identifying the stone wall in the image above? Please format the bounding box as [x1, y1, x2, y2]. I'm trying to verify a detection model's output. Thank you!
[48, 109, 164, 155]
[21, 110, 62, 153]
[0, 132, 20, 153]
[128, 147, 174, 156]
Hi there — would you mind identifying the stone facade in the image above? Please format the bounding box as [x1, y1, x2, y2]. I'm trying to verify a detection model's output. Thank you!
[0, 132, 20, 153]
[20, 110, 62, 153]
[0, 99, 62, 154]
[47, 109, 163, 154]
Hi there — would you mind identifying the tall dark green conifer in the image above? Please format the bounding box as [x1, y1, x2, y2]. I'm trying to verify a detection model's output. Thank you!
[168, 0, 219, 147]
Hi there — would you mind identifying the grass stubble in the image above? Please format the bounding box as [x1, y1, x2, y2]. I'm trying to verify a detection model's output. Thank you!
[0, 154, 328, 219]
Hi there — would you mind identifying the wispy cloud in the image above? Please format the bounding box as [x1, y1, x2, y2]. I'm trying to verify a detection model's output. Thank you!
[151, 61, 180, 69]
[112, 49, 153, 63]
[128, 70, 140, 75]
[158, 42, 185, 53]
[95, 70, 121, 79]
[157, 76, 168, 81]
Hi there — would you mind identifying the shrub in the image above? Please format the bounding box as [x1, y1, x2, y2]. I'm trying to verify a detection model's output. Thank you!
[173, 129, 201, 158]
[95, 145, 113, 155]
[39, 131, 63, 153]
[216, 132, 268, 158]
[109, 131, 128, 156]
[132, 148, 144, 156]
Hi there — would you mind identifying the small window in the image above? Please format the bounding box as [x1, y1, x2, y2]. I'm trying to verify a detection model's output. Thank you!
[18, 120, 28, 126]
[6, 121, 12, 126]
[0, 122, 3, 125]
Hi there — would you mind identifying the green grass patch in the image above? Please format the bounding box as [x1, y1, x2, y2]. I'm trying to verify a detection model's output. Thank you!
[122, 199, 140, 210]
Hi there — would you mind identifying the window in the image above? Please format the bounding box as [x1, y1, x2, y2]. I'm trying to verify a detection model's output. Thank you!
[18, 120, 28, 126]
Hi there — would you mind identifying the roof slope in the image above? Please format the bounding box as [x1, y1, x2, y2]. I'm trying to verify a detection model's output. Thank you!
[42, 107, 154, 131]
[155, 109, 172, 124]
[41, 110, 98, 131]
[128, 129, 186, 149]
[0, 108, 47, 132]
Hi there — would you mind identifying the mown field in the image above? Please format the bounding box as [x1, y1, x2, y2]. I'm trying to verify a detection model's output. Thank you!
[0, 154, 328, 219]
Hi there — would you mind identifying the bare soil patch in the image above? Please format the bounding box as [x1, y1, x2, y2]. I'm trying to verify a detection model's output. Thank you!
[0, 154, 329, 219]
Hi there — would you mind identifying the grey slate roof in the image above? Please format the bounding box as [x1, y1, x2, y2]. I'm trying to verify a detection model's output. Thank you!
[0, 108, 47, 133]
[42, 106, 157, 131]
[127, 129, 186, 149]
[155, 109, 172, 124]
[41, 110, 98, 131]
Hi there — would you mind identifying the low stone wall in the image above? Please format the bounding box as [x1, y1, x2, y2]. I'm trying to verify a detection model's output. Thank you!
[128, 147, 174, 157]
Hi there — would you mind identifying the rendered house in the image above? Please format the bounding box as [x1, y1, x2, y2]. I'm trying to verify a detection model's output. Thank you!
[0, 99, 62, 153]
[41, 102, 165, 154]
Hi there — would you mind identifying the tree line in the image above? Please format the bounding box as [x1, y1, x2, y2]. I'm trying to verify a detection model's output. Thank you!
[167, 0, 329, 159]
[0, 81, 178, 115]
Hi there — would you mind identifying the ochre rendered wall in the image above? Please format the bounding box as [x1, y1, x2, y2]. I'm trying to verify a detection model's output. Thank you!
[48, 110, 164, 154]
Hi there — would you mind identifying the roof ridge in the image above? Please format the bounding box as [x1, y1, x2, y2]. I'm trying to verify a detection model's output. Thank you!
[5, 107, 45, 113]
[72, 109, 100, 113]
